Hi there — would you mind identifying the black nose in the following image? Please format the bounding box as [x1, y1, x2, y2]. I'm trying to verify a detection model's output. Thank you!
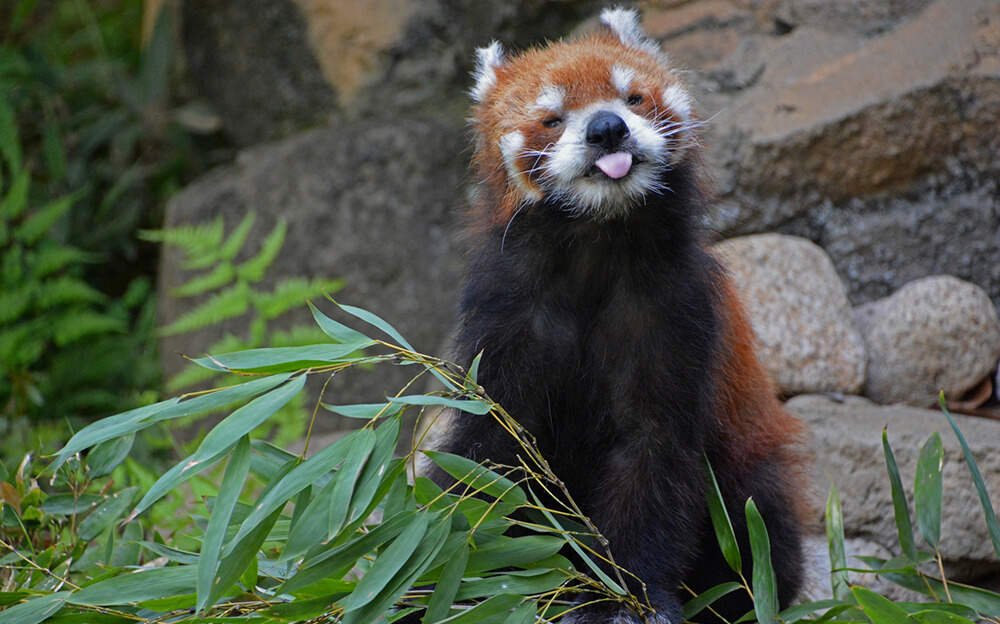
[585, 111, 629, 150]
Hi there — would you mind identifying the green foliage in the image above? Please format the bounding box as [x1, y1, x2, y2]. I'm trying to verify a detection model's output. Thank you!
[2, 302, 999, 624]
[0, 96, 159, 431]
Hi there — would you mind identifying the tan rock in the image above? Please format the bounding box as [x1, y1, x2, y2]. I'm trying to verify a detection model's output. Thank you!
[713, 234, 866, 395]
[854, 276, 1000, 405]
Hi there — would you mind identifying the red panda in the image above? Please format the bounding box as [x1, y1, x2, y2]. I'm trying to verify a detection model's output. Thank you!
[436, 8, 806, 623]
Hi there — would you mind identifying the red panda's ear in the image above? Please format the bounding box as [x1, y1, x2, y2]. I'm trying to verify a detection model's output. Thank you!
[471, 41, 506, 103]
[599, 7, 664, 58]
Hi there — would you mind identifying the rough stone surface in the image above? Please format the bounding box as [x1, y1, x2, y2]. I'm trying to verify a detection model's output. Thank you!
[791, 394, 1000, 576]
[854, 276, 1000, 405]
[643, 0, 1000, 310]
[158, 119, 466, 430]
[712, 234, 866, 396]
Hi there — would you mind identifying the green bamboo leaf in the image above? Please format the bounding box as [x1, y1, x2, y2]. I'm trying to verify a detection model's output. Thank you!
[826, 485, 851, 601]
[504, 601, 538, 624]
[909, 610, 977, 624]
[454, 569, 568, 600]
[342, 513, 451, 624]
[228, 425, 366, 550]
[468, 352, 483, 384]
[851, 586, 910, 624]
[745, 499, 778, 624]
[281, 428, 375, 562]
[439, 594, 524, 624]
[0, 591, 69, 624]
[524, 485, 624, 595]
[197, 436, 251, 614]
[882, 572, 1000, 617]
[78, 487, 138, 541]
[189, 343, 362, 373]
[777, 598, 846, 623]
[218, 213, 256, 262]
[334, 300, 414, 351]
[882, 429, 919, 562]
[423, 451, 526, 506]
[939, 395, 1000, 560]
[681, 582, 744, 620]
[282, 510, 419, 593]
[55, 375, 289, 466]
[322, 402, 403, 420]
[705, 456, 742, 573]
[264, 590, 353, 621]
[86, 434, 135, 478]
[343, 418, 403, 528]
[465, 535, 567, 575]
[341, 512, 432, 613]
[390, 394, 492, 415]
[424, 542, 470, 623]
[207, 506, 282, 608]
[915, 433, 944, 549]
[307, 301, 374, 346]
[133, 376, 305, 515]
[68, 566, 197, 606]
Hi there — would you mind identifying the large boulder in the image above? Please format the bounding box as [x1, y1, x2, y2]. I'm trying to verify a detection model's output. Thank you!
[713, 234, 866, 396]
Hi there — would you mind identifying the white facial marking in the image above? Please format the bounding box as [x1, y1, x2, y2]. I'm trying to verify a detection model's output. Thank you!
[534, 86, 564, 112]
[612, 65, 635, 95]
[500, 131, 542, 201]
[662, 83, 692, 121]
[472, 41, 505, 103]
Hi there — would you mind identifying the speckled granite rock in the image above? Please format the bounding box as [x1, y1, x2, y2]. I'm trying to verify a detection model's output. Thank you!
[854, 275, 1000, 405]
[713, 234, 866, 395]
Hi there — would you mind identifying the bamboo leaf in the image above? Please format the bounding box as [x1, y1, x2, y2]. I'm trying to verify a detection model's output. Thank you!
[882, 429, 919, 562]
[705, 456, 742, 573]
[745, 498, 778, 624]
[197, 436, 251, 614]
[465, 535, 567, 575]
[334, 300, 414, 351]
[851, 586, 910, 624]
[0, 591, 69, 624]
[915, 432, 944, 549]
[826, 485, 851, 601]
[454, 568, 568, 600]
[390, 394, 493, 415]
[78, 487, 138, 541]
[778, 598, 846, 623]
[189, 343, 362, 373]
[423, 451, 527, 506]
[133, 375, 305, 515]
[438, 594, 524, 624]
[308, 301, 374, 346]
[682, 581, 743, 620]
[939, 395, 1000, 560]
[86, 434, 135, 478]
[68, 566, 198, 606]
[322, 402, 403, 420]
[424, 542, 470, 623]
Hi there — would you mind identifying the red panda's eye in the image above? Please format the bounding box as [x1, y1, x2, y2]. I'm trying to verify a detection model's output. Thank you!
[542, 117, 563, 129]
[626, 94, 643, 106]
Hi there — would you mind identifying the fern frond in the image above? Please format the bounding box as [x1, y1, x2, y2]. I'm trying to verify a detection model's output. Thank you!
[254, 277, 345, 321]
[51, 309, 126, 346]
[170, 262, 236, 298]
[28, 245, 100, 279]
[218, 212, 256, 263]
[0, 284, 33, 326]
[0, 320, 45, 371]
[235, 218, 286, 283]
[138, 216, 224, 269]
[36, 276, 107, 309]
[15, 189, 85, 245]
[159, 282, 250, 336]
[0, 168, 29, 220]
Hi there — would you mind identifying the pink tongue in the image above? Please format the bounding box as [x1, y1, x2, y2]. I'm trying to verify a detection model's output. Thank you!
[595, 152, 633, 179]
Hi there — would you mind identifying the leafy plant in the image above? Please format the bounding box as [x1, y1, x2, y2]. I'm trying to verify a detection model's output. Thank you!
[1, 300, 999, 623]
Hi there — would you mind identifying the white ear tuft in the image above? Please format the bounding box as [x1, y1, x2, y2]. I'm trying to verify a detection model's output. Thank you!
[471, 41, 506, 103]
[600, 7, 664, 57]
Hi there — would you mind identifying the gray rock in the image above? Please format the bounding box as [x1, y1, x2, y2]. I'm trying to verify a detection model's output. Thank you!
[799, 535, 925, 603]
[791, 394, 1000, 576]
[854, 276, 1000, 405]
[158, 118, 466, 431]
[712, 234, 866, 396]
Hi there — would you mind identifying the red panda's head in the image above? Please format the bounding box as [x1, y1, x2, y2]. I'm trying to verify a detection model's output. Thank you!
[470, 8, 701, 222]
